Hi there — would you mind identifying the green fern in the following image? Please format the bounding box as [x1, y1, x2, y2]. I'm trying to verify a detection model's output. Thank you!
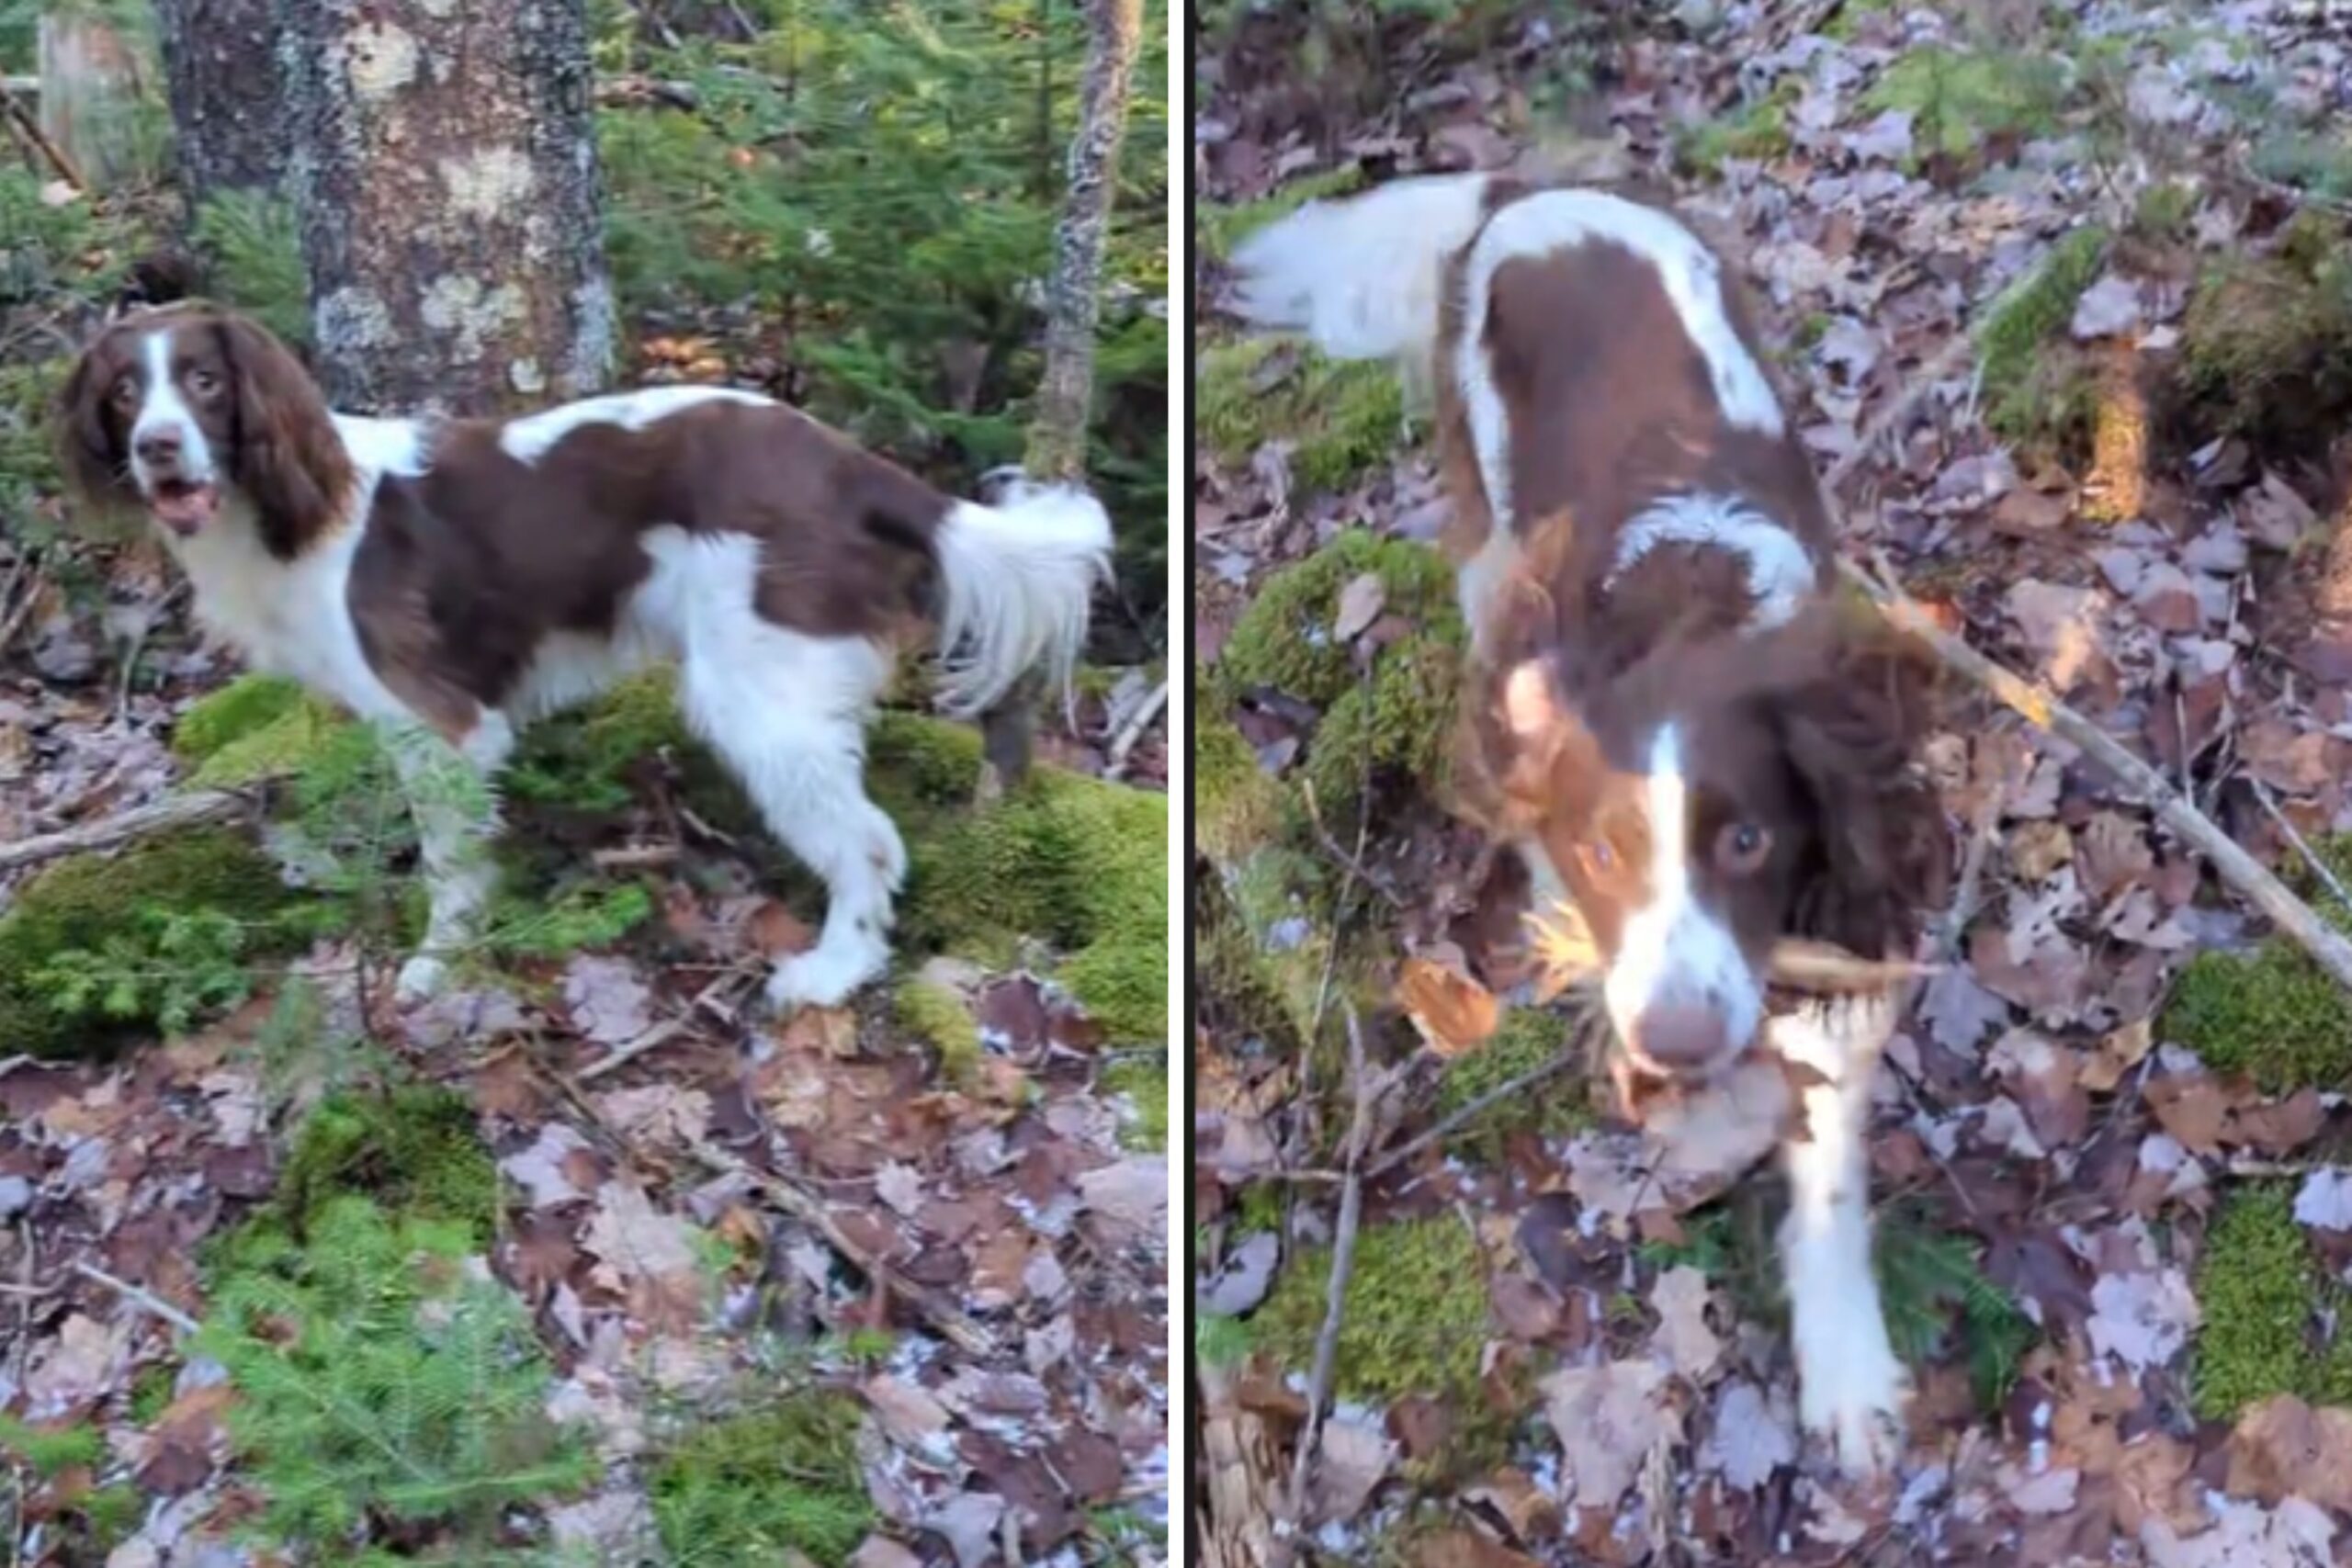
[1874, 1210, 2035, 1408]
[198, 1197, 594, 1553]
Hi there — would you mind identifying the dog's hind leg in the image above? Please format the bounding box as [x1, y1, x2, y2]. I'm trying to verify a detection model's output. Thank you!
[1772, 991, 1909, 1475]
[381, 716, 513, 1006]
[681, 626, 903, 1012]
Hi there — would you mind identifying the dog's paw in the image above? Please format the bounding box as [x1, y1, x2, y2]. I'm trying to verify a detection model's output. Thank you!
[764, 945, 880, 1014]
[1798, 1336, 1909, 1477]
[394, 954, 449, 1009]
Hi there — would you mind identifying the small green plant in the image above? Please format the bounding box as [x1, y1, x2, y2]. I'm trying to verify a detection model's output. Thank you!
[191, 188, 308, 345]
[1873, 1209, 2034, 1408]
[1976, 225, 2110, 450]
[1197, 337, 1408, 493]
[2164, 835, 2352, 1089]
[271, 1084, 501, 1245]
[199, 1197, 594, 1554]
[647, 1393, 874, 1568]
[1434, 1007, 1594, 1160]
[1677, 82, 1799, 174]
[1864, 45, 2068, 165]
[0, 1413, 104, 1477]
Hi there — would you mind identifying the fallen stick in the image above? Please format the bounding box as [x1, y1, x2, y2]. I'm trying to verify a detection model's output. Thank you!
[1836, 552, 2352, 993]
[1102, 677, 1169, 781]
[71, 1258, 199, 1336]
[0, 78, 81, 190]
[0, 785, 261, 874]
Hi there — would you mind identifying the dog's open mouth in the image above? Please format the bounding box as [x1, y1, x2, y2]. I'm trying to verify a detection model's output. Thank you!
[146, 478, 220, 536]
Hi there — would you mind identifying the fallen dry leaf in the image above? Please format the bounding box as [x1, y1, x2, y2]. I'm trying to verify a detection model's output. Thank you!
[1398, 952, 1502, 1057]
[2224, 1395, 2352, 1514]
[1541, 1359, 1680, 1512]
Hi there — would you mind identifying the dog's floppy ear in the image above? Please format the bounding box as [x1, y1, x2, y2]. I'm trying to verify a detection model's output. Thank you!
[212, 311, 352, 558]
[1780, 604, 1951, 949]
[1454, 652, 1605, 837]
[53, 336, 136, 521]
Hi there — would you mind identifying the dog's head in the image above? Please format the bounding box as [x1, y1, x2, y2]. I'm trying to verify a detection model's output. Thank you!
[57, 302, 352, 558]
[1489, 600, 1947, 1083]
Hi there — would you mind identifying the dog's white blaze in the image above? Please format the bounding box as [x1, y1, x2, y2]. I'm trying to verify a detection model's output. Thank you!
[1608, 492, 1816, 631]
[1457, 190, 1787, 538]
[130, 328, 216, 488]
[1600, 722, 1763, 1058]
[497, 385, 772, 464]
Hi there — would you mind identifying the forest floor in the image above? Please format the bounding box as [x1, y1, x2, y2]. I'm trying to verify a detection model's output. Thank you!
[1194, 0, 2352, 1564]
[0, 229, 1169, 1568]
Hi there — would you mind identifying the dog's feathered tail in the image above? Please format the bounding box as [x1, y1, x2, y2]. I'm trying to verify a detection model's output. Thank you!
[928, 478, 1114, 717]
[1227, 173, 1494, 379]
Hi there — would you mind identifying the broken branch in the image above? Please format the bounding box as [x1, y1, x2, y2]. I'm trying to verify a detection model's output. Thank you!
[0, 784, 264, 874]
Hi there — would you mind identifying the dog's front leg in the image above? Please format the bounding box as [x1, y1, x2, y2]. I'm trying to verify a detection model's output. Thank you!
[379, 719, 510, 1006]
[1771, 994, 1907, 1476]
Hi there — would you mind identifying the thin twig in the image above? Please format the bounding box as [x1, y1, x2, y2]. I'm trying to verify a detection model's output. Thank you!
[0, 81, 81, 189]
[70, 1259, 198, 1335]
[577, 965, 755, 1081]
[1282, 1006, 1376, 1540]
[1820, 332, 1975, 496]
[2249, 777, 2352, 916]
[0, 784, 262, 874]
[1102, 678, 1169, 782]
[1367, 1041, 1584, 1179]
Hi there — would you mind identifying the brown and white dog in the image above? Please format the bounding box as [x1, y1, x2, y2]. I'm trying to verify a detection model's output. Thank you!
[58, 302, 1112, 1012]
[1232, 177, 1947, 1472]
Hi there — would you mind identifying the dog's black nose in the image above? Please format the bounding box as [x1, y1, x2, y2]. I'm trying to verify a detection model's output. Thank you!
[135, 429, 183, 468]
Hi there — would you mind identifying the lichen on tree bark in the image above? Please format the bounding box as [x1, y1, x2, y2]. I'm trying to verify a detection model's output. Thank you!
[1023, 0, 1144, 484]
[283, 0, 616, 416]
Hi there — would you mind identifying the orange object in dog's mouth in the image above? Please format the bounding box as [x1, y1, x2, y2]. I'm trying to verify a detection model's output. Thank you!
[147, 479, 220, 536]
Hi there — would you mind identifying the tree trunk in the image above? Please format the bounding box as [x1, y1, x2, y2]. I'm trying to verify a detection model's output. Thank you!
[35, 13, 143, 187]
[284, 0, 616, 416]
[153, 0, 289, 203]
[978, 0, 1142, 797]
[1023, 0, 1143, 485]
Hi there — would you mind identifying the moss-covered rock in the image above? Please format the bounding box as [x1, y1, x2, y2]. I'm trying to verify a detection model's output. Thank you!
[648, 1393, 873, 1567]
[1214, 529, 1464, 818]
[1194, 702, 1284, 866]
[1101, 1053, 1170, 1150]
[2164, 836, 2352, 1090]
[2190, 1186, 2352, 1420]
[274, 1085, 501, 1246]
[0, 829, 306, 1057]
[1434, 1007, 1595, 1160]
[1197, 337, 1407, 494]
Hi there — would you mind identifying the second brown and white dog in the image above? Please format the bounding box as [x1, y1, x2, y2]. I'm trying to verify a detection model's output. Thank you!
[1232, 176, 1949, 1472]
[59, 302, 1112, 1013]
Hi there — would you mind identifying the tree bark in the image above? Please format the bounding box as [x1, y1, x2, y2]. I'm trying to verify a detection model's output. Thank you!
[35, 13, 142, 187]
[153, 0, 290, 203]
[1023, 0, 1143, 484]
[284, 0, 616, 416]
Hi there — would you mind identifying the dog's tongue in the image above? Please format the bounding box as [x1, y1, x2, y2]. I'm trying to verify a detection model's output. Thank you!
[150, 484, 220, 536]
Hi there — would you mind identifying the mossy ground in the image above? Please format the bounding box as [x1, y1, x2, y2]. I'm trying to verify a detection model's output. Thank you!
[1255, 1217, 1522, 1476]
[1433, 1007, 1595, 1160]
[894, 976, 982, 1087]
[1861, 45, 2067, 165]
[1212, 529, 1464, 819]
[1976, 225, 2111, 454]
[271, 1084, 502, 1246]
[1196, 336, 1408, 495]
[1101, 1054, 1170, 1150]
[167, 673, 1169, 1045]
[2163, 835, 2352, 1090]
[1677, 80, 1799, 173]
[2190, 1186, 2352, 1419]
[2168, 215, 2352, 460]
[0, 828, 310, 1057]
[647, 1392, 873, 1567]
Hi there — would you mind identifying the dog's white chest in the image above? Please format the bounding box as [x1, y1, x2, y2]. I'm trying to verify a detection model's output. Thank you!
[173, 511, 398, 719]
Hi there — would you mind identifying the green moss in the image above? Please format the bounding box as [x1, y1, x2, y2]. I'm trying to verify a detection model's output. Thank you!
[0, 829, 305, 1056]
[274, 1086, 500, 1247]
[2191, 1187, 2352, 1419]
[1677, 85, 1797, 173]
[1101, 1053, 1170, 1150]
[2132, 181, 2199, 245]
[1214, 530, 1464, 818]
[1193, 703, 1285, 865]
[2172, 235, 2352, 457]
[1256, 1217, 1491, 1408]
[1197, 337, 1408, 493]
[1196, 167, 1365, 262]
[1434, 1007, 1593, 1160]
[895, 976, 982, 1087]
[2164, 836, 2352, 1090]
[505, 671, 759, 834]
[648, 1393, 874, 1567]
[1862, 46, 2067, 163]
[869, 714, 1167, 1043]
[1977, 225, 2111, 449]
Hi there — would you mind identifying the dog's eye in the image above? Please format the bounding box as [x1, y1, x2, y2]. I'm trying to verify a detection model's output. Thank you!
[109, 376, 139, 409]
[187, 368, 221, 399]
[1577, 839, 1616, 876]
[1714, 820, 1772, 874]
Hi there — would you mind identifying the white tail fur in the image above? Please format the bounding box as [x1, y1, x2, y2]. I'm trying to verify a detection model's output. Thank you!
[931, 480, 1113, 716]
[1227, 173, 1493, 368]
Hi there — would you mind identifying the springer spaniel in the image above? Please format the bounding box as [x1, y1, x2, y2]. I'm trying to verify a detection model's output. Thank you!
[1232, 177, 1947, 1472]
[57, 302, 1113, 1013]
